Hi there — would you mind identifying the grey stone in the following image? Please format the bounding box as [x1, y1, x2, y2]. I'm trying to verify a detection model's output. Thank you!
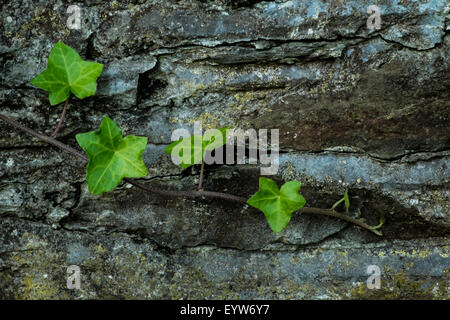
[0, 0, 449, 299]
[96, 56, 157, 106]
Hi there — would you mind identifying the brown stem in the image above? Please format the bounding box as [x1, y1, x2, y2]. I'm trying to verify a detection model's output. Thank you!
[50, 98, 69, 138]
[0, 114, 382, 235]
[196, 160, 205, 191]
[298, 207, 381, 235]
[124, 179, 247, 203]
[0, 114, 88, 161]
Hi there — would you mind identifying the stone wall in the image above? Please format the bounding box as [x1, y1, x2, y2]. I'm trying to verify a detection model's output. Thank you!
[0, 0, 449, 299]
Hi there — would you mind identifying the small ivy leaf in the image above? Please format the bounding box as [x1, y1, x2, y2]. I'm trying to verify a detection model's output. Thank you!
[76, 116, 148, 195]
[31, 41, 104, 106]
[164, 127, 229, 169]
[344, 190, 350, 213]
[247, 177, 306, 233]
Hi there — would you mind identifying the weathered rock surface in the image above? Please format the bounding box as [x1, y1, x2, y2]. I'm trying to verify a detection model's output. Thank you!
[0, 0, 449, 299]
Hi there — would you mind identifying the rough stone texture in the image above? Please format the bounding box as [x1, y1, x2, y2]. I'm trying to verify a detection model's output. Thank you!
[0, 0, 449, 299]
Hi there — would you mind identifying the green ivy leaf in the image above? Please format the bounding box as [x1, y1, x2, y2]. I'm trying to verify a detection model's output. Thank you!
[31, 41, 104, 105]
[247, 177, 306, 233]
[164, 127, 229, 169]
[344, 189, 350, 213]
[76, 116, 148, 195]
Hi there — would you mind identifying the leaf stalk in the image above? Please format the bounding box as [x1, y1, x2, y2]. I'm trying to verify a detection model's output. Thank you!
[50, 97, 70, 137]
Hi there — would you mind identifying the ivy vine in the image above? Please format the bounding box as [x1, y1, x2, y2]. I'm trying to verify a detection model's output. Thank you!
[0, 42, 385, 235]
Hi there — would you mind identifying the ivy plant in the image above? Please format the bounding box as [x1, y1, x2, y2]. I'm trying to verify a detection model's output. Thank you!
[247, 178, 306, 233]
[31, 41, 103, 105]
[30, 41, 103, 137]
[76, 116, 148, 195]
[0, 42, 386, 236]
